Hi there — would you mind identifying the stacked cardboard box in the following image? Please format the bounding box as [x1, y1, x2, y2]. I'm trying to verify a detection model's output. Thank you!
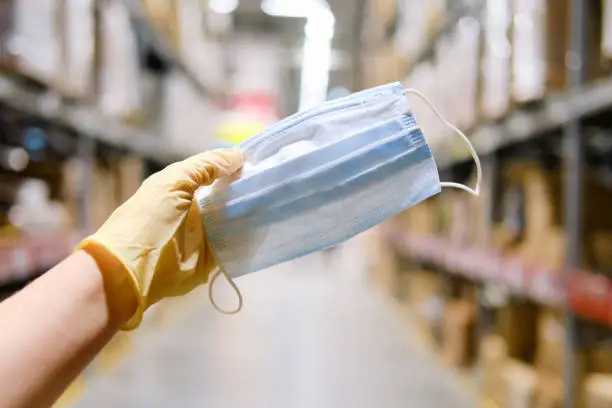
[509, 164, 566, 270]
[480, 0, 512, 120]
[366, 225, 400, 294]
[97, 0, 144, 122]
[533, 374, 563, 408]
[492, 358, 568, 408]
[117, 156, 145, 204]
[395, 0, 447, 63]
[404, 18, 481, 142]
[395, 198, 439, 235]
[511, 0, 570, 104]
[454, 17, 481, 130]
[178, 0, 227, 90]
[603, 0, 612, 61]
[498, 301, 538, 362]
[588, 346, 612, 374]
[402, 269, 444, 343]
[500, 360, 538, 408]
[534, 310, 564, 376]
[141, 0, 181, 49]
[371, 0, 398, 28]
[90, 163, 120, 230]
[0, 0, 63, 87]
[61, 155, 145, 232]
[499, 162, 612, 273]
[441, 298, 476, 367]
[585, 374, 612, 408]
[407, 61, 450, 146]
[480, 334, 508, 406]
[0, 0, 97, 99]
[60, 0, 96, 100]
[532, 310, 569, 408]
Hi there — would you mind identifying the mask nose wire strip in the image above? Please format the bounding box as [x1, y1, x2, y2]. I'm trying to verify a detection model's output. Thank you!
[402, 88, 482, 196]
[208, 267, 243, 314]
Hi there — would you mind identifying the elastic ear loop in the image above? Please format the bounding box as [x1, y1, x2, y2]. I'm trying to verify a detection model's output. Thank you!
[208, 267, 243, 314]
[403, 88, 482, 196]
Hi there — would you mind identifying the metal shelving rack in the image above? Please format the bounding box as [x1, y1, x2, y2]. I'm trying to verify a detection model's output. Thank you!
[383, 0, 612, 405]
[0, 3, 213, 291]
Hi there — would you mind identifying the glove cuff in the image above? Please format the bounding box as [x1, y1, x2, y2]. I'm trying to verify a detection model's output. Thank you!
[75, 238, 145, 330]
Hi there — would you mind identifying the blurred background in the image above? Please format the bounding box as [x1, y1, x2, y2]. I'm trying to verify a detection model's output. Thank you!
[1, 0, 612, 407]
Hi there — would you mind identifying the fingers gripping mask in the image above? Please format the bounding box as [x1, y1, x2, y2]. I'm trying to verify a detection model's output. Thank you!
[197, 82, 482, 313]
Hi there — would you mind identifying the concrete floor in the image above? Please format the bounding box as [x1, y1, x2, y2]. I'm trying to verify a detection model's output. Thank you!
[73, 240, 475, 408]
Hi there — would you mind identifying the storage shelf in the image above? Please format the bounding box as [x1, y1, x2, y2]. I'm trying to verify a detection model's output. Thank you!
[0, 74, 190, 164]
[384, 224, 612, 327]
[0, 233, 80, 286]
[439, 77, 612, 169]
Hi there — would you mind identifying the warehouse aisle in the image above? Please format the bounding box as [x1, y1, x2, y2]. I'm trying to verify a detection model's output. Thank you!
[74, 240, 474, 408]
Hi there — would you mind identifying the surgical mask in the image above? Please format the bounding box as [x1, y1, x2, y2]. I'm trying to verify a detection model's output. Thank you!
[196, 82, 481, 313]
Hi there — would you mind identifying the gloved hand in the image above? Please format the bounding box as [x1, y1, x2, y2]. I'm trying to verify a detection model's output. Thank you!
[76, 149, 244, 329]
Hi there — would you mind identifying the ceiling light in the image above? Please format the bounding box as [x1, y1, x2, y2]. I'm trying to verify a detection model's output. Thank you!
[261, 0, 328, 18]
[209, 0, 238, 14]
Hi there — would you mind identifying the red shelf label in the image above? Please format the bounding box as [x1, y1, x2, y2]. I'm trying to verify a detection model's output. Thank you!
[566, 271, 612, 325]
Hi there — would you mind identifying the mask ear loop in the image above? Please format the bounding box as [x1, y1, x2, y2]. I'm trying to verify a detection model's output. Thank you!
[208, 267, 243, 314]
[403, 88, 482, 196]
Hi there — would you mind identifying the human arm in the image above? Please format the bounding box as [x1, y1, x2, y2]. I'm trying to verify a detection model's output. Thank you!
[0, 250, 136, 408]
[0, 149, 243, 408]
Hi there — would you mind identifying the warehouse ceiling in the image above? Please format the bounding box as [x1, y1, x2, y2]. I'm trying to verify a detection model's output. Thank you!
[231, 0, 365, 91]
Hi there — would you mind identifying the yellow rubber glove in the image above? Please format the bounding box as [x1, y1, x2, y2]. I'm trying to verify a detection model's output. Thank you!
[76, 149, 244, 330]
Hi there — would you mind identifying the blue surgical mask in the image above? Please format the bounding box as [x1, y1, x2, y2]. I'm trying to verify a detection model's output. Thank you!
[197, 82, 481, 313]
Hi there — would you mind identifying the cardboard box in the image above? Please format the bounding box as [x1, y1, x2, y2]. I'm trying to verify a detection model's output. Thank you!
[470, 172, 490, 247]
[403, 270, 444, 339]
[586, 0, 604, 80]
[396, 199, 438, 235]
[60, 0, 96, 99]
[534, 373, 563, 408]
[90, 163, 119, 230]
[499, 302, 538, 361]
[61, 159, 81, 230]
[408, 60, 449, 145]
[604, 0, 612, 60]
[116, 156, 144, 204]
[481, 0, 512, 120]
[455, 17, 481, 130]
[97, 0, 143, 121]
[141, 0, 180, 49]
[585, 374, 612, 408]
[480, 334, 508, 405]
[0, 0, 63, 87]
[505, 163, 612, 272]
[371, 0, 398, 26]
[446, 192, 468, 245]
[366, 225, 400, 294]
[588, 346, 612, 374]
[395, 0, 446, 60]
[501, 164, 580, 270]
[441, 298, 476, 367]
[405, 269, 443, 307]
[511, 0, 570, 103]
[501, 360, 538, 408]
[535, 309, 564, 376]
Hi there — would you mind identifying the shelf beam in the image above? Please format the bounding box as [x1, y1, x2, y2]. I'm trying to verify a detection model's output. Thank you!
[0, 74, 189, 164]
